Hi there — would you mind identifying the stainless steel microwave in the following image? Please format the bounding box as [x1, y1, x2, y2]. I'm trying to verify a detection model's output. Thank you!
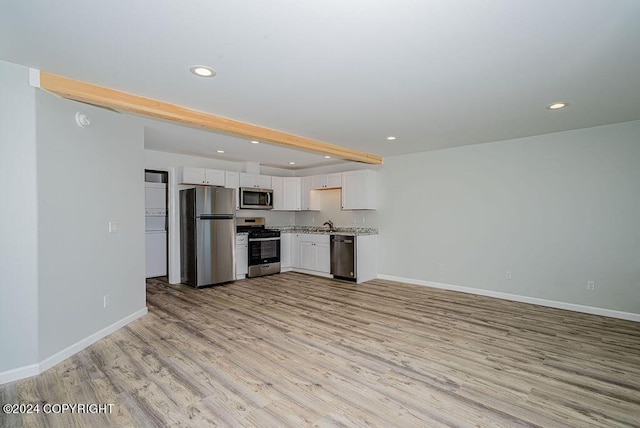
[239, 187, 273, 210]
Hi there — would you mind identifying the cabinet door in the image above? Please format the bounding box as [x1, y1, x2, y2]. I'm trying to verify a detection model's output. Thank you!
[301, 176, 313, 210]
[311, 174, 327, 190]
[205, 169, 226, 186]
[326, 173, 342, 189]
[256, 175, 272, 189]
[240, 173, 271, 188]
[316, 242, 331, 273]
[271, 176, 284, 210]
[342, 170, 377, 210]
[181, 167, 206, 184]
[291, 234, 301, 268]
[312, 173, 342, 189]
[301, 177, 320, 210]
[239, 173, 255, 188]
[282, 177, 301, 210]
[300, 241, 316, 270]
[280, 233, 292, 268]
[236, 235, 248, 277]
[225, 172, 240, 210]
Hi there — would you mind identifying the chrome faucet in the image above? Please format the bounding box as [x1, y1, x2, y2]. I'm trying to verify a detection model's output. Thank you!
[323, 220, 334, 230]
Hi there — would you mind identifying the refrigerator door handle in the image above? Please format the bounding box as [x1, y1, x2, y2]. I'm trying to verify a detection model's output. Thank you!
[199, 214, 234, 220]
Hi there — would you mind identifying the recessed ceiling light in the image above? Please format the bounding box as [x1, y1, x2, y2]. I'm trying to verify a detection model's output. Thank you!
[189, 65, 216, 77]
[216, 150, 225, 153]
[324, 156, 331, 159]
[546, 102, 569, 110]
[289, 162, 296, 165]
[250, 140, 260, 144]
[386, 136, 397, 141]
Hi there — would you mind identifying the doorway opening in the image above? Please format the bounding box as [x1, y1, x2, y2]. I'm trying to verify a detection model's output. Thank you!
[145, 170, 168, 279]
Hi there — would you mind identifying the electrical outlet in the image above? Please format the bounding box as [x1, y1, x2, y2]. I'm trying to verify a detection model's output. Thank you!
[103, 295, 109, 308]
[362, 217, 366, 224]
[506, 271, 512, 280]
[312, 217, 315, 223]
[437, 263, 444, 273]
[587, 281, 595, 291]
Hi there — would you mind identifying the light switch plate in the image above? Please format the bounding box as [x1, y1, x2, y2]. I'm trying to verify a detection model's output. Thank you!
[108, 221, 118, 233]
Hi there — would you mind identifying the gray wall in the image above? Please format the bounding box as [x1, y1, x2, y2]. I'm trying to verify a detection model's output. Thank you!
[0, 61, 39, 373]
[378, 121, 640, 314]
[37, 91, 146, 360]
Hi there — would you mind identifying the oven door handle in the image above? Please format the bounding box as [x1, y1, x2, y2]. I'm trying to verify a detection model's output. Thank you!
[249, 237, 281, 242]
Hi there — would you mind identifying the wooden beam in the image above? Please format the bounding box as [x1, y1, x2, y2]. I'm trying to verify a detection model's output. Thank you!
[38, 71, 383, 165]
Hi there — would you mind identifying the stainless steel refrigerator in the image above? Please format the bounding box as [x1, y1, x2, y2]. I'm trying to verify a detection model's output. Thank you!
[180, 186, 236, 287]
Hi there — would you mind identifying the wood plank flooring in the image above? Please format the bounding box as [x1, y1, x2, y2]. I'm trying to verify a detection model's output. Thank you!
[2, 272, 639, 427]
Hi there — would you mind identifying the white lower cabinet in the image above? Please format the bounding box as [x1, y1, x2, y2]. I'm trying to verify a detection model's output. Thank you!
[291, 233, 301, 268]
[300, 241, 316, 270]
[355, 234, 377, 283]
[289, 232, 377, 282]
[317, 241, 330, 273]
[296, 234, 330, 273]
[236, 234, 248, 279]
[280, 233, 292, 269]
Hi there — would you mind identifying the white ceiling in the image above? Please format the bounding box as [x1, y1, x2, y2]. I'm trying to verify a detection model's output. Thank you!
[2, 0, 639, 169]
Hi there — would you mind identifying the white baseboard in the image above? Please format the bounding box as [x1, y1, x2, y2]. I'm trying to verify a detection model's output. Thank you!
[0, 364, 40, 386]
[377, 274, 640, 323]
[0, 307, 147, 385]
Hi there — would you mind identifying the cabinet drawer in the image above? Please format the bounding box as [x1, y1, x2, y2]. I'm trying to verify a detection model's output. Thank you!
[299, 233, 330, 244]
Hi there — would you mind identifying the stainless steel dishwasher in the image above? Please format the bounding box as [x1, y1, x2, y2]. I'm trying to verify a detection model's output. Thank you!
[330, 235, 356, 281]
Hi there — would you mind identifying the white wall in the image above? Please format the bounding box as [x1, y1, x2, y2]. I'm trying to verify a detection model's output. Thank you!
[0, 61, 39, 376]
[36, 91, 147, 361]
[378, 121, 640, 316]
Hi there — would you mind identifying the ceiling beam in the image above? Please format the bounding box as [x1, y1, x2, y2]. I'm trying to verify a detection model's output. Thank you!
[37, 71, 383, 165]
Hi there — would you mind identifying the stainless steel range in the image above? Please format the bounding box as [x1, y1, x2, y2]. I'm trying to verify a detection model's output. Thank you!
[236, 217, 281, 278]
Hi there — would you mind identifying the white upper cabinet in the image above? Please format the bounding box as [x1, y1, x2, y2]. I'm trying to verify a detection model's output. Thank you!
[283, 177, 301, 210]
[224, 171, 239, 189]
[177, 166, 377, 210]
[179, 167, 226, 186]
[341, 170, 377, 210]
[240, 173, 272, 189]
[311, 173, 342, 190]
[272, 176, 284, 210]
[301, 176, 320, 211]
[224, 171, 240, 210]
[272, 177, 301, 211]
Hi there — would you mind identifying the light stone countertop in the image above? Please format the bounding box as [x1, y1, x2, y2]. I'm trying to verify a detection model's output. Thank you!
[268, 225, 378, 236]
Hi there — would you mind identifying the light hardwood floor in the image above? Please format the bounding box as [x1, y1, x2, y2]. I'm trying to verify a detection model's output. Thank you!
[2, 272, 639, 427]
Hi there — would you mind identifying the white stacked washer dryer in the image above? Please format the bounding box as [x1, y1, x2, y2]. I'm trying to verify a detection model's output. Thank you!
[145, 182, 167, 278]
